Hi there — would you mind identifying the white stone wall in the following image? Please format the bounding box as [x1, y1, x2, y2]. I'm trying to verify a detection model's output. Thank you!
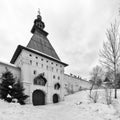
[63, 74, 92, 96]
[14, 49, 65, 104]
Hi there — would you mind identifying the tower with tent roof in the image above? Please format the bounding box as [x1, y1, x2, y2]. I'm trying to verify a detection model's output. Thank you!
[10, 10, 68, 105]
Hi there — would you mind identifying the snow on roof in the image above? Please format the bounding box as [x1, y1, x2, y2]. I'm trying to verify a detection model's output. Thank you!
[27, 33, 61, 60]
[11, 45, 68, 67]
[0, 58, 17, 68]
[64, 73, 90, 83]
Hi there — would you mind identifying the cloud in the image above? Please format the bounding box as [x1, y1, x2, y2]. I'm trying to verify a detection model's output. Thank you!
[0, 0, 119, 79]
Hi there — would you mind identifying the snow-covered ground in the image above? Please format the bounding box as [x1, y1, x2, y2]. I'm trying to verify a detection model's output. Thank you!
[0, 90, 120, 120]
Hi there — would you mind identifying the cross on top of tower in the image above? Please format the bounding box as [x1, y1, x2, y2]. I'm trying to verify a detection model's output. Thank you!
[31, 9, 46, 35]
[38, 8, 40, 16]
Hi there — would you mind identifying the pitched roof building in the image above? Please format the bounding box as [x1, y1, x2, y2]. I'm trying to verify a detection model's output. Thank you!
[10, 11, 68, 105]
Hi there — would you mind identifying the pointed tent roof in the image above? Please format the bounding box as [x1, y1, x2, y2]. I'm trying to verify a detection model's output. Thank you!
[11, 11, 68, 66]
[27, 32, 60, 60]
[27, 11, 60, 60]
[104, 77, 110, 82]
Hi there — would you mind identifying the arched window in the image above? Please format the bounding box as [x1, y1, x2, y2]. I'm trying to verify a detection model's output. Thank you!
[34, 73, 47, 86]
[54, 83, 61, 90]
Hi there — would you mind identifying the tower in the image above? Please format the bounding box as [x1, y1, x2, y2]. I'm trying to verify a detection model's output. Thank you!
[10, 10, 68, 105]
[27, 10, 60, 60]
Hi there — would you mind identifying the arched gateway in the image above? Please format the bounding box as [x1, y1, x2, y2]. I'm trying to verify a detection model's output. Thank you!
[32, 90, 45, 105]
[53, 94, 59, 103]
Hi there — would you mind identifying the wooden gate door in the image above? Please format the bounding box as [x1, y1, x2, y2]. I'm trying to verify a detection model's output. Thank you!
[32, 90, 45, 105]
[53, 94, 59, 103]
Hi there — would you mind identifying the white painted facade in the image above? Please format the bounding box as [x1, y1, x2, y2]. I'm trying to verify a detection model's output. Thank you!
[11, 49, 65, 104]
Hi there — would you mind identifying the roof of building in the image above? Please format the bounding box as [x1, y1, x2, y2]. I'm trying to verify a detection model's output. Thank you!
[10, 45, 68, 67]
[27, 31, 60, 61]
[0, 59, 20, 69]
[27, 13, 60, 61]
[64, 74, 90, 83]
[11, 12, 68, 67]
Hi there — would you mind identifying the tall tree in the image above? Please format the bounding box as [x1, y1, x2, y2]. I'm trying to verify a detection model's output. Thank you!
[90, 65, 103, 95]
[0, 69, 15, 102]
[12, 81, 29, 105]
[0, 69, 28, 104]
[100, 21, 120, 98]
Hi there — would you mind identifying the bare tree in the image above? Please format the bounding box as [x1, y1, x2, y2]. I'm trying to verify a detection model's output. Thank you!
[89, 65, 103, 97]
[100, 21, 120, 99]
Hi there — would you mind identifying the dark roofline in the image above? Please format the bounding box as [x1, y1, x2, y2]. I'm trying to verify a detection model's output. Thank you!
[10, 45, 68, 67]
[0, 61, 20, 70]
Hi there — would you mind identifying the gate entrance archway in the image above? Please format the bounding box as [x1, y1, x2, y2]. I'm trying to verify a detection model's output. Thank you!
[32, 90, 45, 105]
[53, 94, 59, 103]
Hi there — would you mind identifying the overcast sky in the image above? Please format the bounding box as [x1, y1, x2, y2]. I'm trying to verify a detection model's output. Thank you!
[0, 0, 120, 79]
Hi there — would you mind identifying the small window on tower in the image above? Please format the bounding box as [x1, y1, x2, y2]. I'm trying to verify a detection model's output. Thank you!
[33, 70, 36, 75]
[36, 62, 38, 66]
[29, 54, 32, 57]
[65, 84, 67, 87]
[30, 60, 32, 65]
[46, 65, 48, 70]
[36, 56, 38, 59]
[53, 75, 55, 79]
